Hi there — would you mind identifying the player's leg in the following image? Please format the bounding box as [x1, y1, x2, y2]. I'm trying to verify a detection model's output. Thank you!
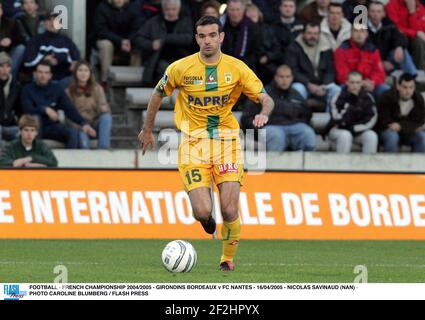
[188, 187, 216, 235]
[218, 181, 241, 271]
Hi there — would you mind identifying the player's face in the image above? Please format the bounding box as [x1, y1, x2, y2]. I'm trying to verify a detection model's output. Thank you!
[397, 80, 416, 101]
[274, 68, 293, 90]
[196, 24, 224, 58]
[20, 126, 38, 146]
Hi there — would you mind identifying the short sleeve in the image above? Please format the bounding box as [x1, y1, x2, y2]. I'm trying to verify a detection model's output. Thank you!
[240, 63, 265, 103]
[155, 62, 179, 97]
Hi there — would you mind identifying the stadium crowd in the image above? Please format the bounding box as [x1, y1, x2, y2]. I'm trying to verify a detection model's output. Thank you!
[1, 0, 425, 166]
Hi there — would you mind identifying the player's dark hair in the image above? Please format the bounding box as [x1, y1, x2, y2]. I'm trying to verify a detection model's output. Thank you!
[399, 73, 416, 85]
[195, 15, 223, 33]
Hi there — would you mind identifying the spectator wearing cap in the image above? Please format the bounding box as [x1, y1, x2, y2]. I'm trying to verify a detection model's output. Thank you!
[22, 10, 81, 89]
[0, 52, 22, 144]
[15, 0, 45, 44]
[0, 114, 58, 168]
[21, 61, 96, 149]
[92, 0, 143, 86]
[133, 0, 193, 86]
[0, 1, 25, 77]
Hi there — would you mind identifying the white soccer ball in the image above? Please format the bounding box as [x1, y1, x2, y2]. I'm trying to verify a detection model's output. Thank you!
[161, 240, 197, 273]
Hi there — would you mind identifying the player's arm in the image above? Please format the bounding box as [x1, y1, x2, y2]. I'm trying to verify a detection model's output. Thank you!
[138, 90, 164, 155]
[253, 92, 274, 128]
[138, 66, 177, 155]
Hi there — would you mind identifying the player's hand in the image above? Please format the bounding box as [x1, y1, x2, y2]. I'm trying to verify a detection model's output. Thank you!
[253, 114, 269, 129]
[138, 129, 155, 155]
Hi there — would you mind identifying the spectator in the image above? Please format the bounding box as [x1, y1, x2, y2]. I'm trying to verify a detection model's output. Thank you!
[299, 0, 330, 25]
[133, 0, 193, 86]
[273, 0, 304, 54]
[343, 0, 369, 23]
[15, 0, 45, 45]
[0, 1, 25, 77]
[368, 1, 417, 76]
[246, 3, 281, 84]
[320, 2, 352, 51]
[93, 0, 143, 86]
[327, 71, 378, 153]
[334, 24, 390, 98]
[0, 52, 21, 143]
[252, 0, 281, 24]
[201, 0, 221, 18]
[66, 61, 112, 150]
[221, 0, 261, 71]
[22, 10, 81, 88]
[0, 114, 58, 168]
[378, 73, 425, 152]
[386, 0, 425, 71]
[286, 22, 340, 112]
[21, 61, 96, 149]
[2, 0, 23, 18]
[244, 65, 316, 152]
[132, 0, 162, 22]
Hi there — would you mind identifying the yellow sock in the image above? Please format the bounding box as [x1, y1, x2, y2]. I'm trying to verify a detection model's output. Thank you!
[221, 217, 241, 263]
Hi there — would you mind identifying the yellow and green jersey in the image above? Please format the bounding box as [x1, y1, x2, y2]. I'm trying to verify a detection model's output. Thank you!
[156, 52, 265, 139]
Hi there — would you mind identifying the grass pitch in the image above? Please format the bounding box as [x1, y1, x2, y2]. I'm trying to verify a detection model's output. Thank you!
[1, 240, 424, 283]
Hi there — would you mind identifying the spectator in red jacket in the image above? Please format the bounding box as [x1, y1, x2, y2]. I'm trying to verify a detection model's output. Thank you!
[386, 0, 425, 71]
[334, 24, 390, 98]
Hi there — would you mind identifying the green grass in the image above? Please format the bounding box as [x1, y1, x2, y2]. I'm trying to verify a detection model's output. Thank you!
[1, 240, 425, 283]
